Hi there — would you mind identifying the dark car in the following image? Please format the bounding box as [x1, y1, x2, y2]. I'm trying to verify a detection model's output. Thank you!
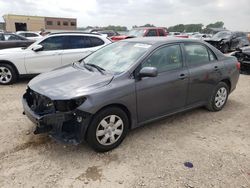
[96, 30, 120, 37]
[232, 46, 250, 69]
[205, 31, 249, 53]
[22, 38, 240, 152]
[110, 27, 168, 41]
[0, 33, 35, 49]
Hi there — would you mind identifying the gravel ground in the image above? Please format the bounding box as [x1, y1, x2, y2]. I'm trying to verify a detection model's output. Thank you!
[0, 74, 250, 188]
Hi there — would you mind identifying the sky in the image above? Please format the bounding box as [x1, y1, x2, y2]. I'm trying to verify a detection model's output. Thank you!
[0, 0, 249, 31]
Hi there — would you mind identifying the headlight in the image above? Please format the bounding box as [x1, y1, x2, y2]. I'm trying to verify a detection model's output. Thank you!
[54, 97, 86, 112]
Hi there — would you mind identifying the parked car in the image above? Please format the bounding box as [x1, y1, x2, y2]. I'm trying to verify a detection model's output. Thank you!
[95, 30, 120, 37]
[0, 33, 35, 50]
[205, 31, 250, 53]
[231, 46, 250, 69]
[168, 32, 189, 38]
[22, 37, 240, 152]
[191, 34, 212, 40]
[0, 32, 111, 84]
[110, 27, 168, 41]
[16, 31, 43, 40]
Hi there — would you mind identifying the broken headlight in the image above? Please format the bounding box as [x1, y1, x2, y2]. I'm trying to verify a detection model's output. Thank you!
[54, 97, 86, 112]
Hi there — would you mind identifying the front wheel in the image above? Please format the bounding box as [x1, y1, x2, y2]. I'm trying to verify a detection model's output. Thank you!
[87, 107, 129, 152]
[206, 82, 229, 112]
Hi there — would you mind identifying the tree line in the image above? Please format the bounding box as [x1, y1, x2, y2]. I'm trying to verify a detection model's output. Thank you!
[77, 21, 225, 33]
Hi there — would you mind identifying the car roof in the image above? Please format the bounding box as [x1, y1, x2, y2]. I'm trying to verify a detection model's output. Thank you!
[48, 32, 104, 38]
[124, 37, 205, 45]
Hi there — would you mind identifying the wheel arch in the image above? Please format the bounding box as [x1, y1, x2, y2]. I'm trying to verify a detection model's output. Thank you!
[0, 60, 20, 77]
[93, 103, 132, 129]
[220, 78, 231, 92]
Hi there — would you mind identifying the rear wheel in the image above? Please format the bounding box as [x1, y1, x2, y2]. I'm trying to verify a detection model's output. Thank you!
[206, 82, 229, 112]
[0, 64, 17, 85]
[87, 107, 129, 152]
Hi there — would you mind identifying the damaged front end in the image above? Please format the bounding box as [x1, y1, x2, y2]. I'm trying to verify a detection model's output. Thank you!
[233, 47, 250, 68]
[22, 87, 92, 145]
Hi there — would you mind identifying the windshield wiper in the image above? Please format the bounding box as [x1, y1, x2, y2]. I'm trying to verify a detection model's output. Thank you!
[85, 63, 105, 74]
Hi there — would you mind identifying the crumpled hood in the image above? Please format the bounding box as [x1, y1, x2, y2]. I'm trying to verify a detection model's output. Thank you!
[28, 64, 114, 100]
[205, 36, 230, 42]
[0, 47, 24, 55]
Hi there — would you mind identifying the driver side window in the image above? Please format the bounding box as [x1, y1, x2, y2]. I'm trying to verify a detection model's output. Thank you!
[39, 36, 65, 51]
[143, 45, 182, 73]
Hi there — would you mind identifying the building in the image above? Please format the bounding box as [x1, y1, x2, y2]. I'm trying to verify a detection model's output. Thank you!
[3, 14, 77, 32]
[0, 22, 5, 31]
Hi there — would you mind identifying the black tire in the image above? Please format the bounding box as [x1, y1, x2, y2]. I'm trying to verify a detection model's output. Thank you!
[206, 82, 229, 112]
[221, 44, 229, 53]
[87, 107, 129, 152]
[0, 63, 17, 85]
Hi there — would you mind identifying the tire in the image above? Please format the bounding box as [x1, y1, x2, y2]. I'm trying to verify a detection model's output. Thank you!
[87, 107, 129, 152]
[221, 44, 229, 53]
[0, 63, 17, 85]
[206, 82, 229, 112]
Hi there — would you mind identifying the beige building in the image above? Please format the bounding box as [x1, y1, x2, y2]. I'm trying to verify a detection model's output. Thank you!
[3, 14, 77, 32]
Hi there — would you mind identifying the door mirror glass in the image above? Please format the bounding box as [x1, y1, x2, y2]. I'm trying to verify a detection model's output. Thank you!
[32, 44, 43, 52]
[139, 67, 158, 78]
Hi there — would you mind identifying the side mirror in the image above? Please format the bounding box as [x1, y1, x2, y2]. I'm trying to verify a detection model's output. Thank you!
[138, 67, 158, 78]
[32, 44, 43, 52]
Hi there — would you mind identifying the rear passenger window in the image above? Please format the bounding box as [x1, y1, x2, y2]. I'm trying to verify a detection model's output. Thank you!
[143, 45, 182, 73]
[146, 30, 157, 37]
[184, 44, 210, 66]
[208, 49, 216, 61]
[66, 36, 86, 49]
[90, 37, 104, 47]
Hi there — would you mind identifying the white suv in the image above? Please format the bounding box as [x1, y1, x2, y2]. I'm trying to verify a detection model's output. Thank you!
[16, 31, 43, 41]
[0, 32, 112, 84]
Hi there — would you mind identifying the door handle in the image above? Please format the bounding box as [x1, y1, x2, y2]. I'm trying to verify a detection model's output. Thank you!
[179, 73, 187, 80]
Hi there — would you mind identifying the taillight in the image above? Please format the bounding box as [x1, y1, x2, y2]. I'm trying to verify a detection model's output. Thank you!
[236, 62, 241, 70]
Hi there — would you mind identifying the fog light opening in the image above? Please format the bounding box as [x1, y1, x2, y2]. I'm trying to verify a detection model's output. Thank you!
[76, 116, 83, 123]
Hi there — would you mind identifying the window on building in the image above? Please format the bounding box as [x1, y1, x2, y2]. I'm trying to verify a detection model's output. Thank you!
[70, 22, 76, 26]
[57, 21, 61, 26]
[63, 21, 68, 26]
[46, 21, 53, 26]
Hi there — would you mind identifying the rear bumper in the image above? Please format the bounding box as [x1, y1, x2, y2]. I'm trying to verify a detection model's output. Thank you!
[22, 96, 92, 144]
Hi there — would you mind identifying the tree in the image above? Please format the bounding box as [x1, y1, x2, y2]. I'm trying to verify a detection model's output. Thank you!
[140, 24, 155, 27]
[205, 21, 224, 29]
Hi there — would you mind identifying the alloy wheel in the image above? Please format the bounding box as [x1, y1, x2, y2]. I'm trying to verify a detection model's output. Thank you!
[0, 66, 12, 84]
[215, 87, 227, 108]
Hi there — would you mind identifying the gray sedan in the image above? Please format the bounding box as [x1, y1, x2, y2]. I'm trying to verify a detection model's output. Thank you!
[22, 37, 240, 152]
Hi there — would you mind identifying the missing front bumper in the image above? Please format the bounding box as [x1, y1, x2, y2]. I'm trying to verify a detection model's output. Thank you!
[22, 97, 92, 145]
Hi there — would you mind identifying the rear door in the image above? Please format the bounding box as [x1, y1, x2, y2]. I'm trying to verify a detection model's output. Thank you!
[184, 43, 222, 105]
[24, 36, 64, 73]
[136, 44, 189, 123]
[61, 35, 106, 66]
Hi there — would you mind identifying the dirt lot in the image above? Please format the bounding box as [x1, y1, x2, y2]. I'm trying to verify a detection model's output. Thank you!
[0, 74, 250, 188]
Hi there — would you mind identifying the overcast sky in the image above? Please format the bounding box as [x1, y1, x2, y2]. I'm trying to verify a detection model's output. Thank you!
[0, 0, 249, 31]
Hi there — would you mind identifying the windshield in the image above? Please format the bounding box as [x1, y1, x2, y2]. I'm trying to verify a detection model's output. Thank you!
[128, 29, 145, 37]
[213, 31, 232, 38]
[82, 41, 151, 73]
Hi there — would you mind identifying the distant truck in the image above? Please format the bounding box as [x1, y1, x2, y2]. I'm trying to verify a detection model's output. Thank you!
[110, 27, 168, 41]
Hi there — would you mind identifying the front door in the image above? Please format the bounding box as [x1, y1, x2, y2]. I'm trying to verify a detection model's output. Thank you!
[136, 44, 189, 123]
[25, 36, 64, 74]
